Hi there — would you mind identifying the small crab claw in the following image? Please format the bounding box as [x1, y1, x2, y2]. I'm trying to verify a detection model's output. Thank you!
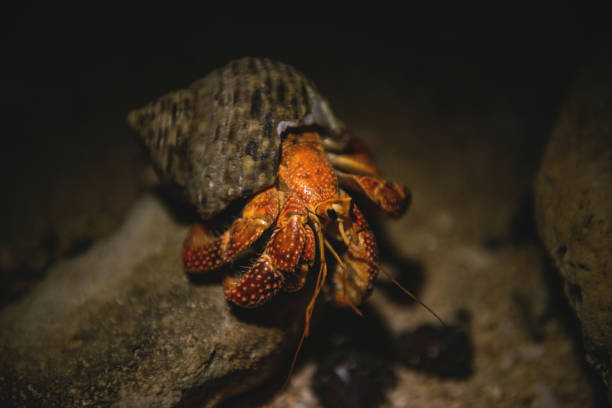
[337, 172, 411, 218]
[182, 187, 279, 273]
[331, 204, 380, 308]
[325, 137, 381, 176]
[223, 195, 314, 307]
[314, 197, 352, 225]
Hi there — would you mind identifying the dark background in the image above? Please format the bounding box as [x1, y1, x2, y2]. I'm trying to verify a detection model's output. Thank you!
[3, 1, 611, 149]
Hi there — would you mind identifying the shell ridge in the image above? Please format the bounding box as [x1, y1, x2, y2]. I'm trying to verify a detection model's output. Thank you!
[221, 59, 238, 200]
[252, 58, 273, 189]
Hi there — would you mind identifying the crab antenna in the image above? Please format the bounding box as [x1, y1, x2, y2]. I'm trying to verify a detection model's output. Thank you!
[378, 265, 445, 327]
[285, 219, 328, 387]
[324, 239, 345, 269]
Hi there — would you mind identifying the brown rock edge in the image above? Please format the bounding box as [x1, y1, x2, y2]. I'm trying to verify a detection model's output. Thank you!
[535, 56, 612, 400]
[0, 196, 304, 407]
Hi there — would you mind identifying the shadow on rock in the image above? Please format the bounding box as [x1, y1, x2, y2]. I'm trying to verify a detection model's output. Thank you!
[154, 183, 202, 225]
[155, 183, 251, 228]
[482, 191, 539, 252]
[228, 285, 316, 332]
[309, 303, 398, 359]
[0, 229, 60, 309]
[309, 305, 399, 408]
[313, 349, 398, 408]
[396, 309, 474, 379]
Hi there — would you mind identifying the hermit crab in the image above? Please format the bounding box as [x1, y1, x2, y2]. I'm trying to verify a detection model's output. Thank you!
[128, 57, 416, 344]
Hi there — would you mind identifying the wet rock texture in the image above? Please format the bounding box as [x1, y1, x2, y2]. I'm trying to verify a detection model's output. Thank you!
[535, 57, 612, 398]
[0, 196, 304, 407]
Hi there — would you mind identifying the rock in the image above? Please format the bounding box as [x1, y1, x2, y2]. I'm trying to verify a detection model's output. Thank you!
[0, 195, 306, 407]
[0, 134, 156, 306]
[535, 56, 612, 397]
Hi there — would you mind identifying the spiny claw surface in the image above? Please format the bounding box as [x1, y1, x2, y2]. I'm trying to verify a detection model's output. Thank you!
[267, 216, 305, 271]
[182, 188, 279, 273]
[338, 173, 411, 218]
[223, 255, 284, 307]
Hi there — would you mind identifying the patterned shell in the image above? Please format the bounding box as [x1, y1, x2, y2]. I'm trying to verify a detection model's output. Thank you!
[128, 57, 348, 218]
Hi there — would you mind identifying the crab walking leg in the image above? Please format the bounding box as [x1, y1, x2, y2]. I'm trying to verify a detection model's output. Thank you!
[182, 187, 280, 273]
[337, 172, 411, 218]
[325, 137, 381, 176]
[287, 216, 327, 380]
[332, 204, 380, 307]
[223, 195, 312, 307]
[284, 224, 315, 292]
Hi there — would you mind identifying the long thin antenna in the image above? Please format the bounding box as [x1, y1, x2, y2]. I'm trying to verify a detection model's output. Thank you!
[324, 239, 344, 268]
[285, 220, 328, 387]
[378, 265, 445, 326]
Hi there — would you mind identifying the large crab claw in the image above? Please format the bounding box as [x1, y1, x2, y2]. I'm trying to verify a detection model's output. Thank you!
[222, 195, 316, 308]
[182, 187, 280, 273]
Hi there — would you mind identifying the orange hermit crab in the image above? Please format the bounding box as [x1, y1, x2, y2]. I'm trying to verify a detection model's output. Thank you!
[128, 57, 412, 343]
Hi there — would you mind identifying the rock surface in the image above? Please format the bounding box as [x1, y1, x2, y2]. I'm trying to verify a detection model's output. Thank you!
[0, 117, 156, 306]
[535, 57, 612, 398]
[0, 196, 305, 407]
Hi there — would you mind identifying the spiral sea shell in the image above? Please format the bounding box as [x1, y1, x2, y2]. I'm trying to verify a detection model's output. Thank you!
[128, 57, 348, 218]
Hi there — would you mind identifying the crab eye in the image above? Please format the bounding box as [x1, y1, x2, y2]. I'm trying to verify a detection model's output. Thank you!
[327, 208, 337, 220]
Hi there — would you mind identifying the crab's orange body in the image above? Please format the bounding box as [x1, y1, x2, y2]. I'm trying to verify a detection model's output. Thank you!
[182, 131, 410, 336]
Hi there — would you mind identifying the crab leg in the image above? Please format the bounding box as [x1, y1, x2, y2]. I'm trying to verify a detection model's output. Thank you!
[182, 187, 279, 273]
[332, 204, 380, 307]
[283, 223, 315, 292]
[336, 172, 411, 218]
[326, 137, 381, 176]
[287, 215, 328, 379]
[222, 195, 312, 308]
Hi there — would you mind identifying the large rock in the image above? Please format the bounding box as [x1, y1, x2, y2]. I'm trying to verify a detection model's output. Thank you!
[0, 195, 306, 407]
[0, 131, 155, 305]
[535, 57, 612, 397]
